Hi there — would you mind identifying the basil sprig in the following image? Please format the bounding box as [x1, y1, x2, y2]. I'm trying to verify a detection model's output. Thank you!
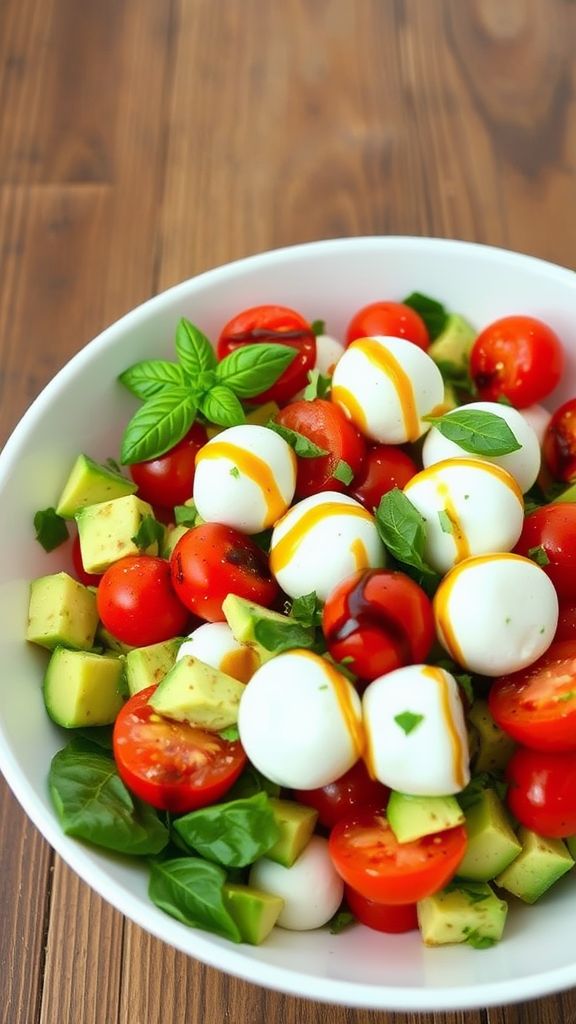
[425, 409, 521, 457]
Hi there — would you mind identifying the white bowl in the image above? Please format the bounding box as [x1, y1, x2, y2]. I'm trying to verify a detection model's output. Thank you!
[2, 237, 576, 1012]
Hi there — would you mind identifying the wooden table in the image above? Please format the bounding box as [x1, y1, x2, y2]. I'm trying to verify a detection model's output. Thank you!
[2, 1, 576, 1021]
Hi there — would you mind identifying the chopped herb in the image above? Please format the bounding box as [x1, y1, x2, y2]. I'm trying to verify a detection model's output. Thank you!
[318, 685, 329, 691]
[131, 515, 164, 549]
[528, 545, 550, 567]
[327, 909, 356, 934]
[254, 619, 317, 655]
[333, 460, 354, 485]
[34, 507, 69, 552]
[402, 292, 448, 340]
[267, 420, 328, 458]
[394, 711, 424, 735]
[310, 319, 326, 337]
[444, 880, 491, 904]
[218, 725, 240, 742]
[174, 504, 199, 527]
[303, 368, 332, 401]
[229, 466, 240, 479]
[290, 592, 323, 628]
[458, 772, 508, 811]
[465, 930, 497, 950]
[438, 509, 453, 534]
[556, 690, 576, 703]
[455, 672, 474, 703]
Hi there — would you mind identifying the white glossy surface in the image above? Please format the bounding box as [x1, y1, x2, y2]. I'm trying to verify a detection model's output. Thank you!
[250, 837, 344, 931]
[1, 237, 576, 1010]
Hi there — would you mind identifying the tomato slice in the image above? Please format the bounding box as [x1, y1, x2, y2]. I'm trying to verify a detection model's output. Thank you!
[328, 810, 467, 905]
[344, 884, 418, 933]
[275, 398, 366, 498]
[294, 760, 389, 829]
[113, 686, 246, 813]
[489, 641, 576, 752]
[506, 745, 576, 838]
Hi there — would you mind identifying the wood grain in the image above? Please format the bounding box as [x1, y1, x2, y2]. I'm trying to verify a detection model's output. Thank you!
[1, 0, 576, 1021]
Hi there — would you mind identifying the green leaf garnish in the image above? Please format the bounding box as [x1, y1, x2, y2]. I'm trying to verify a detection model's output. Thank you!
[175, 318, 217, 378]
[118, 360, 186, 400]
[438, 509, 453, 534]
[290, 591, 323, 628]
[328, 909, 356, 934]
[218, 725, 240, 741]
[254, 618, 317, 655]
[310, 319, 326, 337]
[375, 489, 439, 581]
[394, 711, 424, 735]
[149, 857, 241, 942]
[425, 410, 521, 457]
[457, 772, 508, 811]
[131, 515, 164, 550]
[402, 292, 448, 340]
[34, 507, 69, 552]
[216, 343, 297, 399]
[444, 880, 492, 904]
[333, 460, 354, 485]
[173, 793, 280, 867]
[120, 387, 197, 464]
[200, 386, 246, 427]
[465, 930, 497, 950]
[229, 466, 240, 479]
[303, 368, 332, 401]
[528, 545, 550, 567]
[174, 503, 200, 526]
[267, 420, 328, 458]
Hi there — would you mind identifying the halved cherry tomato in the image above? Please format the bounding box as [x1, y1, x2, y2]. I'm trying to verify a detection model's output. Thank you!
[329, 810, 467, 904]
[555, 602, 576, 643]
[470, 315, 564, 408]
[322, 569, 435, 682]
[506, 745, 576, 837]
[97, 555, 189, 646]
[294, 760, 389, 829]
[113, 685, 246, 813]
[170, 523, 278, 622]
[344, 884, 418, 934]
[351, 445, 418, 512]
[489, 641, 576, 752]
[129, 422, 208, 509]
[217, 305, 316, 406]
[514, 503, 576, 600]
[274, 399, 366, 498]
[71, 533, 102, 587]
[543, 398, 576, 483]
[345, 302, 429, 351]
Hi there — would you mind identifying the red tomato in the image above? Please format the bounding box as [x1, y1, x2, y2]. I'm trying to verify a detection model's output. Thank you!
[129, 423, 208, 509]
[344, 885, 418, 934]
[170, 523, 278, 622]
[71, 533, 102, 587]
[293, 760, 389, 829]
[514, 503, 576, 600]
[470, 315, 564, 408]
[350, 445, 418, 512]
[97, 555, 189, 646]
[322, 569, 435, 682]
[216, 304, 316, 405]
[489, 641, 576, 752]
[274, 399, 366, 498]
[113, 685, 246, 813]
[346, 301, 429, 351]
[543, 398, 576, 483]
[555, 602, 576, 643]
[506, 745, 576, 837]
[329, 810, 467, 904]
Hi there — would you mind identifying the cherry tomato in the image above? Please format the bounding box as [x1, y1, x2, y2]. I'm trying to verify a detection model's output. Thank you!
[344, 884, 418, 934]
[71, 533, 102, 587]
[274, 399, 366, 498]
[543, 398, 576, 483]
[97, 555, 189, 646]
[129, 423, 208, 509]
[350, 445, 418, 511]
[489, 641, 576, 753]
[322, 569, 435, 682]
[506, 745, 576, 837]
[329, 810, 467, 904]
[293, 760, 389, 829]
[113, 685, 246, 813]
[170, 523, 278, 622]
[555, 602, 576, 643]
[345, 301, 429, 351]
[470, 315, 564, 408]
[217, 305, 316, 406]
[514, 503, 576, 600]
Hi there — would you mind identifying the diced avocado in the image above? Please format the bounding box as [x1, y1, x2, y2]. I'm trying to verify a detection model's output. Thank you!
[265, 799, 318, 867]
[468, 699, 516, 773]
[457, 789, 521, 882]
[427, 313, 476, 371]
[27, 571, 99, 651]
[161, 524, 189, 559]
[75, 494, 158, 573]
[43, 647, 125, 727]
[387, 791, 464, 843]
[222, 883, 284, 944]
[438, 382, 459, 414]
[552, 484, 576, 504]
[417, 881, 507, 947]
[222, 594, 296, 665]
[94, 623, 135, 655]
[56, 453, 137, 519]
[495, 827, 574, 903]
[148, 654, 245, 730]
[207, 401, 280, 439]
[125, 638, 184, 696]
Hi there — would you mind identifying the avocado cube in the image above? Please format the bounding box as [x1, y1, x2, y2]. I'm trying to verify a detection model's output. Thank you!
[161, 524, 189, 559]
[148, 655, 245, 731]
[387, 791, 464, 844]
[27, 571, 99, 651]
[495, 827, 574, 903]
[222, 594, 299, 665]
[222, 883, 284, 944]
[94, 623, 135, 655]
[457, 789, 521, 882]
[427, 313, 476, 371]
[417, 882, 507, 947]
[56, 453, 137, 519]
[265, 799, 318, 867]
[552, 483, 576, 504]
[468, 699, 516, 773]
[125, 638, 184, 696]
[75, 494, 158, 573]
[43, 647, 125, 727]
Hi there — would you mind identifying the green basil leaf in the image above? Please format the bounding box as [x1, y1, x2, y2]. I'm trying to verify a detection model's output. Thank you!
[131, 515, 164, 550]
[120, 388, 197, 464]
[254, 618, 317, 654]
[250, 528, 272, 553]
[225, 765, 280, 801]
[528, 544, 550, 567]
[174, 793, 280, 867]
[34, 507, 69, 552]
[267, 420, 328, 458]
[402, 292, 448, 340]
[218, 725, 240, 742]
[425, 410, 521, 457]
[303, 369, 332, 401]
[457, 772, 508, 812]
[72, 726, 114, 750]
[394, 711, 424, 735]
[118, 360, 186, 400]
[148, 857, 241, 942]
[175, 318, 217, 378]
[174, 503, 200, 526]
[49, 741, 169, 855]
[290, 591, 323, 628]
[200, 385, 246, 427]
[328, 909, 356, 934]
[311, 319, 326, 336]
[216, 343, 297, 398]
[333, 460, 354, 485]
[375, 489, 438, 580]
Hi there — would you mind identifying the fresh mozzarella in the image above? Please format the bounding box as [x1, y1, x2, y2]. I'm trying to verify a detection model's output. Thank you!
[193, 423, 296, 533]
[315, 333, 345, 375]
[176, 622, 258, 683]
[249, 836, 344, 931]
[520, 403, 551, 445]
[422, 400, 541, 493]
[403, 458, 524, 574]
[237, 650, 363, 789]
[269, 490, 385, 601]
[362, 664, 470, 796]
[331, 334, 444, 444]
[434, 553, 558, 676]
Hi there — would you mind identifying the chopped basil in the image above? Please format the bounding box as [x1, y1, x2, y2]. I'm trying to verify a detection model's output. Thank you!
[34, 507, 69, 552]
[333, 460, 354, 485]
[267, 420, 328, 458]
[254, 618, 317, 654]
[290, 591, 323, 628]
[457, 772, 508, 811]
[131, 515, 164, 549]
[528, 544, 550, 567]
[394, 711, 424, 735]
[229, 466, 240, 479]
[311, 319, 326, 336]
[424, 409, 521, 457]
[303, 368, 332, 401]
[444, 880, 491, 904]
[218, 725, 240, 741]
[174, 503, 199, 526]
[402, 292, 448, 340]
[438, 509, 453, 534]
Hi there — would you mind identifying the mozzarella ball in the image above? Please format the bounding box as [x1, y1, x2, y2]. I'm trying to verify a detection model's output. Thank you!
[237, 650, 363, 789]
[362, 664, 470, 795]
[331, 334, 444, 444]
[404, 458, 524, 574]
[249, 837, 344, 931]
[434, 553, 559, 676]
[193, 424, 296, 533]
[520, 404, 551, 446]
[176, 622, 258, 683]
[269, 491, 386, 601]
[422, 400, 541, 493]
[315, 333, 345, 375]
